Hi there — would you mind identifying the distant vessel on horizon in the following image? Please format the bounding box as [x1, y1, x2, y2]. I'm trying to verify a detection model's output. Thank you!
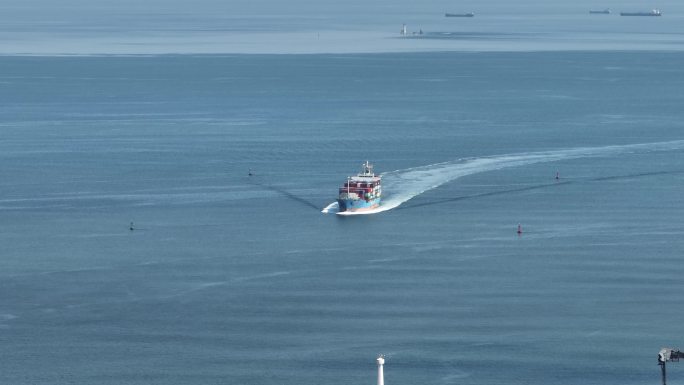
[337, 161, 382, 213]
[445, 12, 475, 17]
[589, 9, 611, 14]
[620, 9, 661, 16]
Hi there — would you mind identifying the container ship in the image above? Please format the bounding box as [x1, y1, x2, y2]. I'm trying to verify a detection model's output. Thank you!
[445, 12, 475, 17]
[620, 9, 661, 16]
[337, 161, 382, 213]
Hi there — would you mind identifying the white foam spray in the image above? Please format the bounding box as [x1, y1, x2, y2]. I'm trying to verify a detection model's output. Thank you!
[322, 140, 684, 215]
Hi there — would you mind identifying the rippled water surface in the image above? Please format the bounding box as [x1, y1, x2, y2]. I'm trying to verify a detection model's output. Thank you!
[2, 51, 684, 384]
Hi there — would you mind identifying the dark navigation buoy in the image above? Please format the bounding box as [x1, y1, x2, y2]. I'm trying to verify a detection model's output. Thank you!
[555, 171, 559, 180]
[517, 223, 522, 235]
[248, 168, 253, 176]
[129, 222, 134, 231]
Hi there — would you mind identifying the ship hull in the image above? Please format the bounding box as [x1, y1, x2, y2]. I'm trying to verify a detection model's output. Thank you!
[337, 198, 381, 212]
[620, 12, 661, 16]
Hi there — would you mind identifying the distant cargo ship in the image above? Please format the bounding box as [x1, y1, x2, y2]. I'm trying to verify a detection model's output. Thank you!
[337, 161, 382, 213]
[620, 9, 661, 16]
[589, 9, 611, 14]
[445, 12, 475, 17]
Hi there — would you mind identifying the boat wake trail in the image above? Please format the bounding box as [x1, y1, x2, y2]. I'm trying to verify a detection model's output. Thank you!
[249, 181, 321, 210]
[322, 140, 684, 215]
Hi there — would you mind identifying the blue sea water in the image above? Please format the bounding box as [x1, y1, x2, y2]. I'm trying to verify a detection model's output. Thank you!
[2, 51, 684, 385]
[2, 0, 684, 53]
[3, 1, 684, 382]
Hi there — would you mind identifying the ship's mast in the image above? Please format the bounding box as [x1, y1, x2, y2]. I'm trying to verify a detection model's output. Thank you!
[362, 161, 374, 177]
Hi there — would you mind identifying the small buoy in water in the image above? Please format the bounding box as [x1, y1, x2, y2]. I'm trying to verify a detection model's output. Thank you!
[555, 171, 560, 180]
[517, 224, 522, 234]
[129, 222, 134, 231]
[248, 168, 253, 176]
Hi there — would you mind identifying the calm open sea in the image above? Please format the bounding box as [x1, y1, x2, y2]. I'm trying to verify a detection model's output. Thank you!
[2, 27, 684, 385]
